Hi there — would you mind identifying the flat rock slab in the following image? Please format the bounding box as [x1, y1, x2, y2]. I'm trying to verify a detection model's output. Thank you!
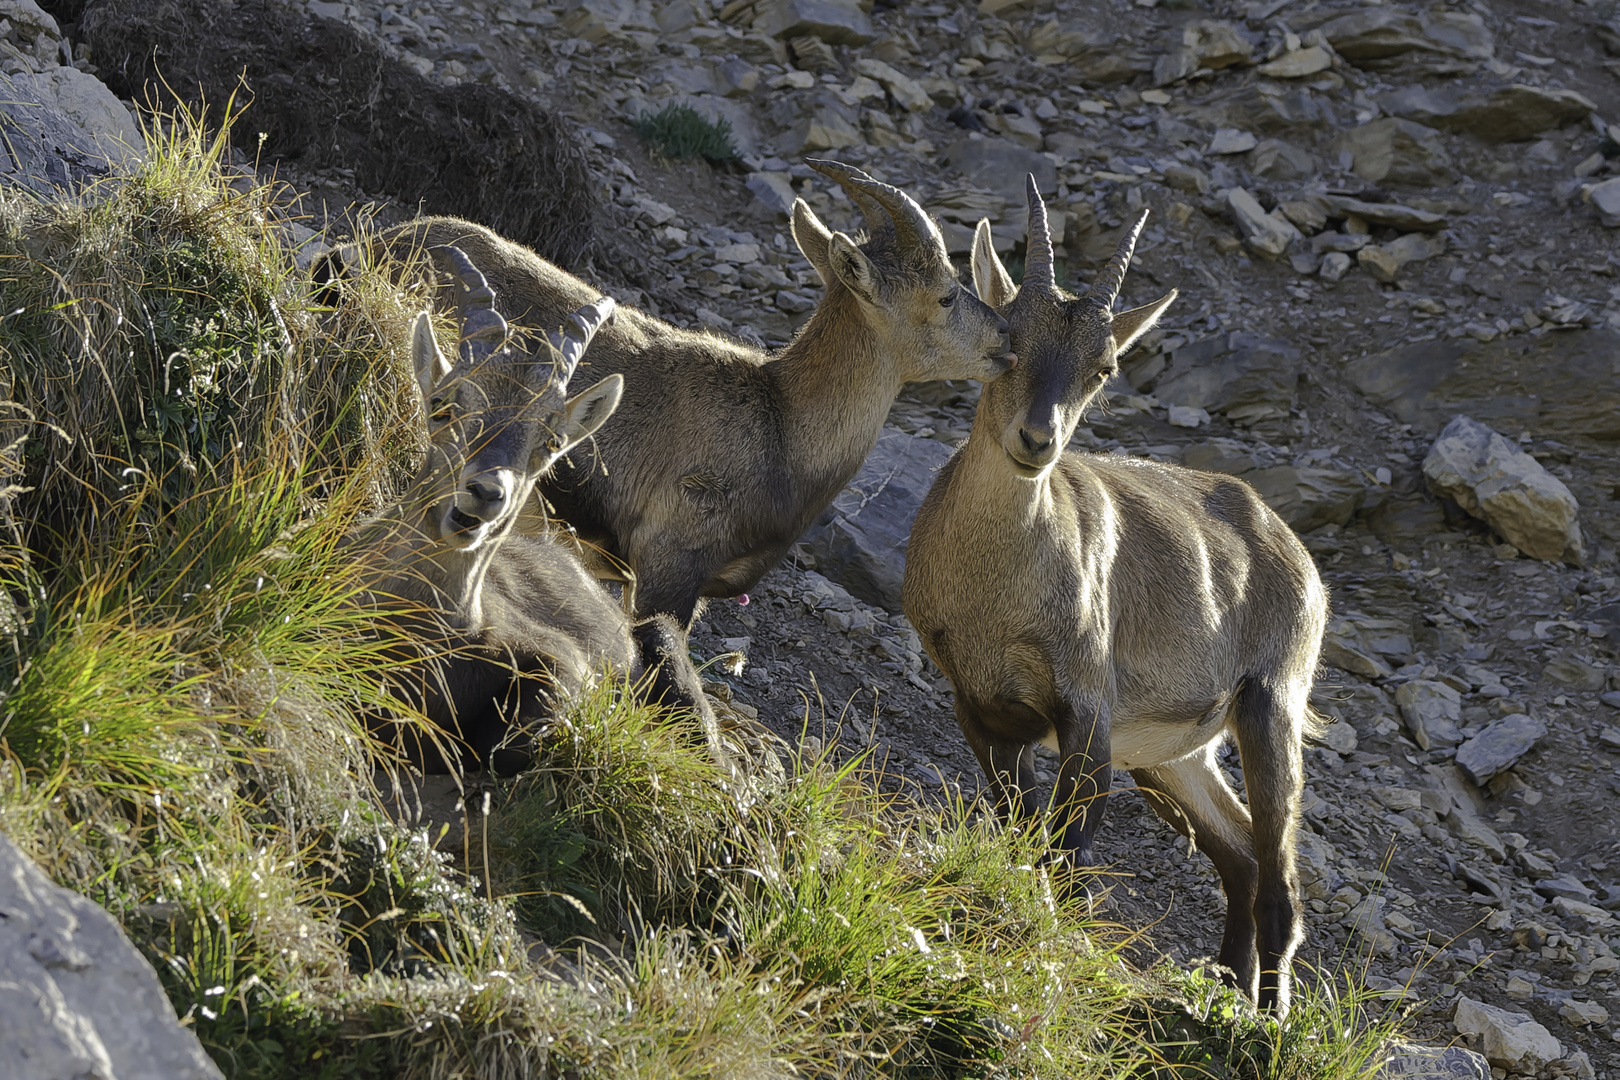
[0, 831, 224, 1080]
[1344, 328, 1620, 442]
[1381, 80, 1595, 142]
[1454, 712, 1547, 785]
[1379, 1042, 1489, 1080]
[802, 426, 954, 612]
[1422, 414, 1584, 564]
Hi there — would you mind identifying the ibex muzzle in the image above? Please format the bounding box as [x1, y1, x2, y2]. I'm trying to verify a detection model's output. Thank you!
[409, 251, 620, 554]
[904, 177, 1328, 1016]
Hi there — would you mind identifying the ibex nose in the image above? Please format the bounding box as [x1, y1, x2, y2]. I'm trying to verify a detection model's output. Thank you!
[1019, 426, 1053, 456]
[466, 477, 507, 508]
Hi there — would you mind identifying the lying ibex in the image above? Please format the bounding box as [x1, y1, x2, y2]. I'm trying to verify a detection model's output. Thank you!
[901, 180, 1327, 1014]
[353, 247, 716, 774]
[328, 160, 1011, 627]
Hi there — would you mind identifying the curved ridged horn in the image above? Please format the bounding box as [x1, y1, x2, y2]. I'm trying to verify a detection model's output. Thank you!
[1090, 209, 1150, 314]
[805, 158, 887, 227]
[1022, 174, 1056, 294]
[850, 175, 943, 253]
[545, 296, 617, 386]
[428, 245, 509, 360]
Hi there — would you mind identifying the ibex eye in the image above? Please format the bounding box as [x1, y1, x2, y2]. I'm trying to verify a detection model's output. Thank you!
[939, 292, 956, 308]
[429, 398, 455, 422]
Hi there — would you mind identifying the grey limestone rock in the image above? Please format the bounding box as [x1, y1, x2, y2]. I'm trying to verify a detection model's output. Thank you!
[1380, 81, 1595, 143]
[802, 427, 953, 613]
[1152, 330, 1301, 423]
[1332, 118, 1455, 186]
[1453, 712, 1546, 785]
[1378, 1042, 1489, 1080]
[1452, 997, 1562, 1073]
[0, 830, 224, 1080]
[1422, 415, 1584, 565]
[1394, 679, 1464, 750]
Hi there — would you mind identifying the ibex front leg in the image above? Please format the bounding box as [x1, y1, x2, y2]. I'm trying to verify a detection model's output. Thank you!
[1051, 696, 1113, 871]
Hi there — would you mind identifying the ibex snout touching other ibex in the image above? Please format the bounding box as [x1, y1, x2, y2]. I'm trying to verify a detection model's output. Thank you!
[354, 247, 716, 774]
[902, 180, 1327, 1013]
[328, 160, 1012, 629]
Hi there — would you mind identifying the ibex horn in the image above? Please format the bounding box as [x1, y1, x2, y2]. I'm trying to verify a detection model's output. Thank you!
[1090, 209, 1150, 314]
[546, 296, 617, 386]
[1022, 174, 1056, 294]
[805, 158, 887, 228]
[428, 245, 509, 360]
[851, 175, 944, 254]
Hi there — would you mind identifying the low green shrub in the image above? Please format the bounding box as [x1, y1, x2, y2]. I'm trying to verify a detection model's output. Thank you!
[632, 104, 739, 163]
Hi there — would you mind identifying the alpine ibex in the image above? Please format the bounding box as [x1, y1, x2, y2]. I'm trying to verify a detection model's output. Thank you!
[901, 180, 1327, 1013]
[326, 160, 1012, 628]
[354, 247, 716, 774]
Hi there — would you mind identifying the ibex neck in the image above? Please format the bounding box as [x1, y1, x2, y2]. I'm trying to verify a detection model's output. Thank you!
[350, 497, 496, 633]
[771, 287, 898, 497]
[960, 409, 1058, 526]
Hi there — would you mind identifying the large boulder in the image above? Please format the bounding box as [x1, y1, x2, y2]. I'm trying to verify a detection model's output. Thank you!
[1152, 331, 1301, 424]
[80, 0, 598, 265]
[1245, 466, 1364, 532]
[1452, 998, 1562, 1073]
[1381, 81, 1596, 143]
[1331, 118, 1454, 187]
[0, 68, 141, 194]
[1394, 679, 1464, 750]
[802, 427, 954, 612]
[0, 831, 224, 1080]
[1422, 415, 1584, 565]
[1344, 329, 1620, 443]
[750, 0, 874, 44]
[1318, 7, 1492, 74]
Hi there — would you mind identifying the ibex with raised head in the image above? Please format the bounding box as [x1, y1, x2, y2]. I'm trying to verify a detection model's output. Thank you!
[353, 247, 716, 774]
[901, 180, 1327, 1013]
[327, 160, 1012, 629]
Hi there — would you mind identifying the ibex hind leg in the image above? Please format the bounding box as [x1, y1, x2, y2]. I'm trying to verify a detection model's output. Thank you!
[1130, 748, 1259, 999]
[1231, 676, 1307, 1014]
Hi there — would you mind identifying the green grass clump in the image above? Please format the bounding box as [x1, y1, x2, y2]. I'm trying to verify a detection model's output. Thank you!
[632, 104, 739, 163]
[0, 96, 1407, 1080]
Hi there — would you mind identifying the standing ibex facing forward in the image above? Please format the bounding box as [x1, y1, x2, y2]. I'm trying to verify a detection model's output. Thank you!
[902, 180, 1328, 1013]
[329, 160, 1011, 629]
[353, 247, 716, 774]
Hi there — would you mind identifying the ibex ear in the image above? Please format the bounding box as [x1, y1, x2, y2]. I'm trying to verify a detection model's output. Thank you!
[791, 198, 833, 285]
[556, 373, 625, 453]
[1110, 289, 1178, 357]
[826, 233, 878, 304]
[971, 219, 1016, 310]
[410, 312, 452, 398]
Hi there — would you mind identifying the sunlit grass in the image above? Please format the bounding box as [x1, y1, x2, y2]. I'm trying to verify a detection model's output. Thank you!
[0, 94, 1410, 1080]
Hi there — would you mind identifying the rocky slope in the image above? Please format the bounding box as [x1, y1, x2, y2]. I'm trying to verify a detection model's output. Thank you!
[37, 0, 1620, 1073]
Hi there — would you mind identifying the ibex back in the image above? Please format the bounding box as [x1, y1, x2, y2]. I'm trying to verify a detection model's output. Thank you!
[902, 179, 1328, 1013]
[329, 160, 1011, 628]
[352, 247, 715, 774]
